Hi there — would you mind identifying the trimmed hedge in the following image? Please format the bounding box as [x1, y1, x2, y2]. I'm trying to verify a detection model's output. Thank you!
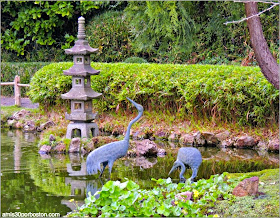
[1, 62, 49, 96]
[29, 62, 279, 126]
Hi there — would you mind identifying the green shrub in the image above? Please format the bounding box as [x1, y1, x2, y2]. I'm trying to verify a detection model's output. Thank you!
[1, 62, 49, 96]
[28, 62, 279, 126]
[124, 57, 148, 63]
[86, 11, 135, 62]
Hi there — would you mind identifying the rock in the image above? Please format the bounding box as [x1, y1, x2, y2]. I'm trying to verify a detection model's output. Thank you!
[15, 122, 23, 129]
[179, 134, 195, 145]
[215, 130, 230, 141]
[155, 131, 169, 140]
[7, 119, 16, 127]
[157, 148, 167, 157]
[133, 130, 146, 140]
[135, 139, 158, 157]
[234, 136, 257, 148]
[267, 139, 279, 153]
[220, 138, 235, 148]
[256, 141, 267, 151]
[53, 143, 66, 153]
[40, 121, 55, 130]
[126, 148, 137, 157]
[175, 191, 193, 201]
[23, 120, 36, 132]
[232, 176, 259, 197]
[39, 145, 52, 154]
[49, 134, 56, 143]
[194, 131, 206, 146]
[12, 109, 30, 120]
[168, 132, 180, 142]
[201, 132, 219, 146]
[69, 138, 81, 153]
[81, 140, 95, 154]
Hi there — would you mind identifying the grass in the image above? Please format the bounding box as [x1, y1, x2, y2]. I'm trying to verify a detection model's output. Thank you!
[213, 169, 279, 217]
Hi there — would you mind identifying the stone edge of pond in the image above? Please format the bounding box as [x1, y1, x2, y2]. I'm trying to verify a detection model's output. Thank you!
[2, 108, 279, 154]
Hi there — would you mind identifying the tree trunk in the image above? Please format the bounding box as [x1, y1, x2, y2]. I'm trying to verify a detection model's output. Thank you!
[245, 2, 279, 89]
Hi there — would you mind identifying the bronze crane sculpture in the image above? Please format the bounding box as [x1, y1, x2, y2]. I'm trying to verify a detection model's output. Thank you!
[169, 147, 202, 183]
[86, 97, 143, 177]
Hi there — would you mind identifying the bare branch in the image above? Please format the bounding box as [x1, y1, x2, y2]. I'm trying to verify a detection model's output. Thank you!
[224, 2, 279, 25]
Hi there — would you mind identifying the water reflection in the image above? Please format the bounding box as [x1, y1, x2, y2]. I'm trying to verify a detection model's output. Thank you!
[1, 129, 279, 216]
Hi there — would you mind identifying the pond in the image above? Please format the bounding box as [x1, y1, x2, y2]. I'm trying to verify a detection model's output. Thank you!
[1, 129, 279, 216]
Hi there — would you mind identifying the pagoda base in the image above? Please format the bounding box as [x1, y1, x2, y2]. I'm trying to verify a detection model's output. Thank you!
[66, 122, 99, 139]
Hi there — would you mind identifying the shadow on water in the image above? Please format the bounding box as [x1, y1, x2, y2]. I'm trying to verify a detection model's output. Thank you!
[1, 129, 279, 216]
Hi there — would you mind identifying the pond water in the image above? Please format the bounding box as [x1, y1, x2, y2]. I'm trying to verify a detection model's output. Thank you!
[1, 129, 279, 216]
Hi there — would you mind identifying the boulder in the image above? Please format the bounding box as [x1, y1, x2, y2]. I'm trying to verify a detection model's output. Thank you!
[179, 134, 195, 145]
[40, 121, 55, 130]
[155, 130, 169, 140]
[157, 148, 167, 157]
[135, 139, 159, 157]
[15, 122, 23, 129]
[53, 143, 66, 153]
[220, 139, 234, 148]
[12, 109, 30, 120]
[215, 130, 230, 141]
[69, 138, 81, 153]
[232, 176, 259, 197]
[168, 132, 181, 142]
[201, 132, 219, 146]
[7, 119, 16, 127]
[175, 191, 193, 201]
[23, 120, 36, 132]
[193, 131, 206, 146]
[256, 141, 267, 151]
[267, 139, 279, 153]
[234, 136, 257, 148]
[39, 145, 52, 154]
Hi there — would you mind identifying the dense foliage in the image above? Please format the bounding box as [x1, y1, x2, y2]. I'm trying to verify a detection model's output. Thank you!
[1, 1, 278, 64]
[67, 173, 236, 217]
[1, 62, 49, 96]
[28, 62, 279, 126]
[86, 10, 134, 63]
[1, 1, 109, 61]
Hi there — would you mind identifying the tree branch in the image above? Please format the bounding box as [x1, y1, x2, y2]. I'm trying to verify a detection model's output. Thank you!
[224, 2, 279, 25]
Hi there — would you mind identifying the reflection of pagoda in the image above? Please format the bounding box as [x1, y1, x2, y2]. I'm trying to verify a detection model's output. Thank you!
[61, 16, 102, 139]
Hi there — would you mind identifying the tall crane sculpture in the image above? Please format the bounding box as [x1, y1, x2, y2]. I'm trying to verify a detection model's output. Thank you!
[86, 97, 143, 177]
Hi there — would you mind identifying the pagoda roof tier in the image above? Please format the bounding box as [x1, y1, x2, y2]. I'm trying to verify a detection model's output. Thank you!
[61, 88, 102, 100]
[63, 64, 100, 76]
[65, 40, 98, 55]
[65, 112, 97, 121]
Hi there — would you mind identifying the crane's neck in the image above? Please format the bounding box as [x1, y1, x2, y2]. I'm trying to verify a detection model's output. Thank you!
[124, 110, 143, 141]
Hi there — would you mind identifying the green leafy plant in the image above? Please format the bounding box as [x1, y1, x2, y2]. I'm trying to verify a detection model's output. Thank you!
[67, 173, 237, 217]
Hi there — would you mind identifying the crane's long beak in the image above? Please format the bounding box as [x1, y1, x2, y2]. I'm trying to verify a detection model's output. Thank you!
[168, 165, 176, 175]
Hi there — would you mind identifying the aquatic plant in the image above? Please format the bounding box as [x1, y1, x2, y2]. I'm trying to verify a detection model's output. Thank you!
[67, 172, 237, 217]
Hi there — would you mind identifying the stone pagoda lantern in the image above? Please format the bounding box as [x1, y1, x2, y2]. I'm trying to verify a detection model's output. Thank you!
[62, 16, 102, 139]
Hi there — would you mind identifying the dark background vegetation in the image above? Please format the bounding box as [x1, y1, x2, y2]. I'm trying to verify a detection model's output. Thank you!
[1, 1, 278, 65]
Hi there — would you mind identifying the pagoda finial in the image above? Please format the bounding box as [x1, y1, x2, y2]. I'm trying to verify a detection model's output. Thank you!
[77, 16, 86, 40]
